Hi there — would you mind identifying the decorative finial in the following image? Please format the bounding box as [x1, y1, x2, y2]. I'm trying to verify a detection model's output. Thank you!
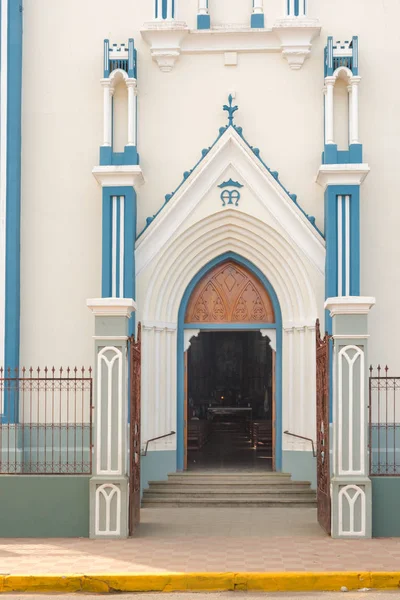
[223, 94, 238, 126]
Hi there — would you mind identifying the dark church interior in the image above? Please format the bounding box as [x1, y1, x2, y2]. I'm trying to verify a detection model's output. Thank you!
[187, 331, 274, 470]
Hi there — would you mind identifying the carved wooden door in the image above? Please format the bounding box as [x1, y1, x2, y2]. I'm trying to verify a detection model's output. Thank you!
[185, 261, 275, 324]
[129, 323, 141, 536]
[316, 319, 331, 535]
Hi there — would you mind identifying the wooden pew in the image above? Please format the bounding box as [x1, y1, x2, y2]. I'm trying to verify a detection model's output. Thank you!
[188, 419, 211, 450]
[251, 420, 272, 450]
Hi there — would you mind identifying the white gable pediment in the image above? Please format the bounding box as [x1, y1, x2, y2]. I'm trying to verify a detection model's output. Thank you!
[136, 126, 325, 276]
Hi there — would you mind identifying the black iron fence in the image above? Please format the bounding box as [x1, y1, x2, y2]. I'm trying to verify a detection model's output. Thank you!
[369, 366, 400, 476]
[0, 367, 93, 475]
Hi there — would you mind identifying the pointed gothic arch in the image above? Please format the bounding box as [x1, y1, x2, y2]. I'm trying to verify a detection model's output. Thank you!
[185, 260, 275, 324]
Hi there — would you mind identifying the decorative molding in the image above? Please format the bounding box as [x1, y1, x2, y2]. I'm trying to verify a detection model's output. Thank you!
[316, 164, 370, 190]
[141, 21, 189, 72]
[273, 17, 321, 70]
[96, 346, 123, 475]
[87, 297, 137, 318]
[142, 320, 177, 331]
[138, 96, 322, 241]
[184, 329, 200, 351]
[185, 260, 275, 324]
[218, 178, 243, 189]
[95, 483, 121, 536]
[136, 127, 325, 282]
[260, 328, 276, 351]
[325, 296, 376, 317]
[141, 18, 320, 72]
[92, 165, 144, 188]
[338, 344, 365, 475]
[338, 484, 366, 537]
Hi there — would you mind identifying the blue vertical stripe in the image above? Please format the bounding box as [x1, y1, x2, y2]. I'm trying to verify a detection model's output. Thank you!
[4, 0, 23, 372]
[102, 189, 113, 297]
[2, 0, 23, 422]
[115, 197, 121, 297]
[342, 196, 346, 296]
[125, 189, 136, 335]
[350, 189, 360, 295]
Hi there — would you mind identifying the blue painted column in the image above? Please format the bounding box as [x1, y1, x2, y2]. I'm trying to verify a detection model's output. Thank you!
[197, 0, 210, 29]
[325, 185, 360, 303]
[251, 0, 265, 28]
[3, 0, 23, 373]
[0, 0, 23, 425]
[101, 187, 136, 335]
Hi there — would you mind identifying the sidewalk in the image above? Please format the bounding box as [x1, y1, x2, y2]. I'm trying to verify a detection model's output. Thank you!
[1, 508, 400, 574]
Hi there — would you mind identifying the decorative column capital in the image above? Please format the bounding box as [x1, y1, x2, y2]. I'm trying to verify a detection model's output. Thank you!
[87, 297, 137, 318]
[92, 165, 144, 188]
[125, 78, 138, 90]
[350, 75, 362, 86]
[141, 21, 189, 72]
[324, 296, 376, 317]
[272, 18, 321, 70]
[316, 163, 370, 189]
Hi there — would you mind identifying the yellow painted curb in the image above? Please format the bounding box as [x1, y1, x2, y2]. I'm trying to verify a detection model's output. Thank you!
[0, 572, 400, 593]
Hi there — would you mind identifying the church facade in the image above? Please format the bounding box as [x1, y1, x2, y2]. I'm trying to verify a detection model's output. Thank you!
[0, 0, 399, 539]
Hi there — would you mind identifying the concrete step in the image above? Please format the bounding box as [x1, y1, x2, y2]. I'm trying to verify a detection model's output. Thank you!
[164, 475, 294, 483]
[164, 470, 292, 479]
[143, 487, 313, 495]
[142, 498, 317, 508]
[148, 480, 312, 489]
[143, 492, 316, 501]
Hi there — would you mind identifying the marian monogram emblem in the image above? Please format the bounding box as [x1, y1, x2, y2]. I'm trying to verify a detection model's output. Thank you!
[218, 178, 244, 208]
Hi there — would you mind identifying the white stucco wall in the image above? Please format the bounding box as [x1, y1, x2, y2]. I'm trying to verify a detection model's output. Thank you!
[19, 0, 400, 375]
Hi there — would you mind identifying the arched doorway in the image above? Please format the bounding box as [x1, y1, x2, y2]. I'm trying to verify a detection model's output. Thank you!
[177, 254, 282, 472]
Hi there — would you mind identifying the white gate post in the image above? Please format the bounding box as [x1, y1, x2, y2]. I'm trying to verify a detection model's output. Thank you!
[325, 296, 375, 539]
[87, 298, 136, 539]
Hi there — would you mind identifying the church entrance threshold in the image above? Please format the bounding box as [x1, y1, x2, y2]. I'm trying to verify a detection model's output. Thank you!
[186, 330, 274, 471]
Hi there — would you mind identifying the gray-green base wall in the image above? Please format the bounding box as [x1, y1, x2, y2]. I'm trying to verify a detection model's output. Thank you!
[371, 477, 400, 537]
[141, 450, 176, 494]
[282, 450, 317, 489]
[0, 476, 89, 537]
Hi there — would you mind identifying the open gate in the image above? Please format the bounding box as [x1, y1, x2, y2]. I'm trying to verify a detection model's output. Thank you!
[129, 323, 141, 536]
[316, 319, 331, 535]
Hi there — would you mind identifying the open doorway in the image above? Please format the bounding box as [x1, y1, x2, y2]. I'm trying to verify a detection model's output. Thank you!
[186, 330, 274, 471]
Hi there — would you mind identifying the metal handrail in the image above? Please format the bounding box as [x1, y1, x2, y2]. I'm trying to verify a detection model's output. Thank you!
[284, 430, 316, 457]
[141, 431, 176, 456]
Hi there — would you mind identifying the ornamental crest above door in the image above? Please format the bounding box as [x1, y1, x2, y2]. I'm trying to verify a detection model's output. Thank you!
[185, 261, 274, 324]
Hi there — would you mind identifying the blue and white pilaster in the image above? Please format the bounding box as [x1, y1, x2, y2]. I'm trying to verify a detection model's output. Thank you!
[155, 0, 175, 20]
[273, 1, 320, 70]
[287, 0, 306, 17]
[100, 39, 138, 167]
[0, 0, 23, 422]
[251, 0, 265, 28]
[197, 0, 210, 30]
[318, 36, 370, 329]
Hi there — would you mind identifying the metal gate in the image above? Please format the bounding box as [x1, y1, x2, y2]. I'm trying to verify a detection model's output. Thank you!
[129, 322, 141, 536]
[316, 319, 331, 534]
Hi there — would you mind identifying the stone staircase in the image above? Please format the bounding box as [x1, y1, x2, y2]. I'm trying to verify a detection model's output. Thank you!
[142, 472, 317, 508]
